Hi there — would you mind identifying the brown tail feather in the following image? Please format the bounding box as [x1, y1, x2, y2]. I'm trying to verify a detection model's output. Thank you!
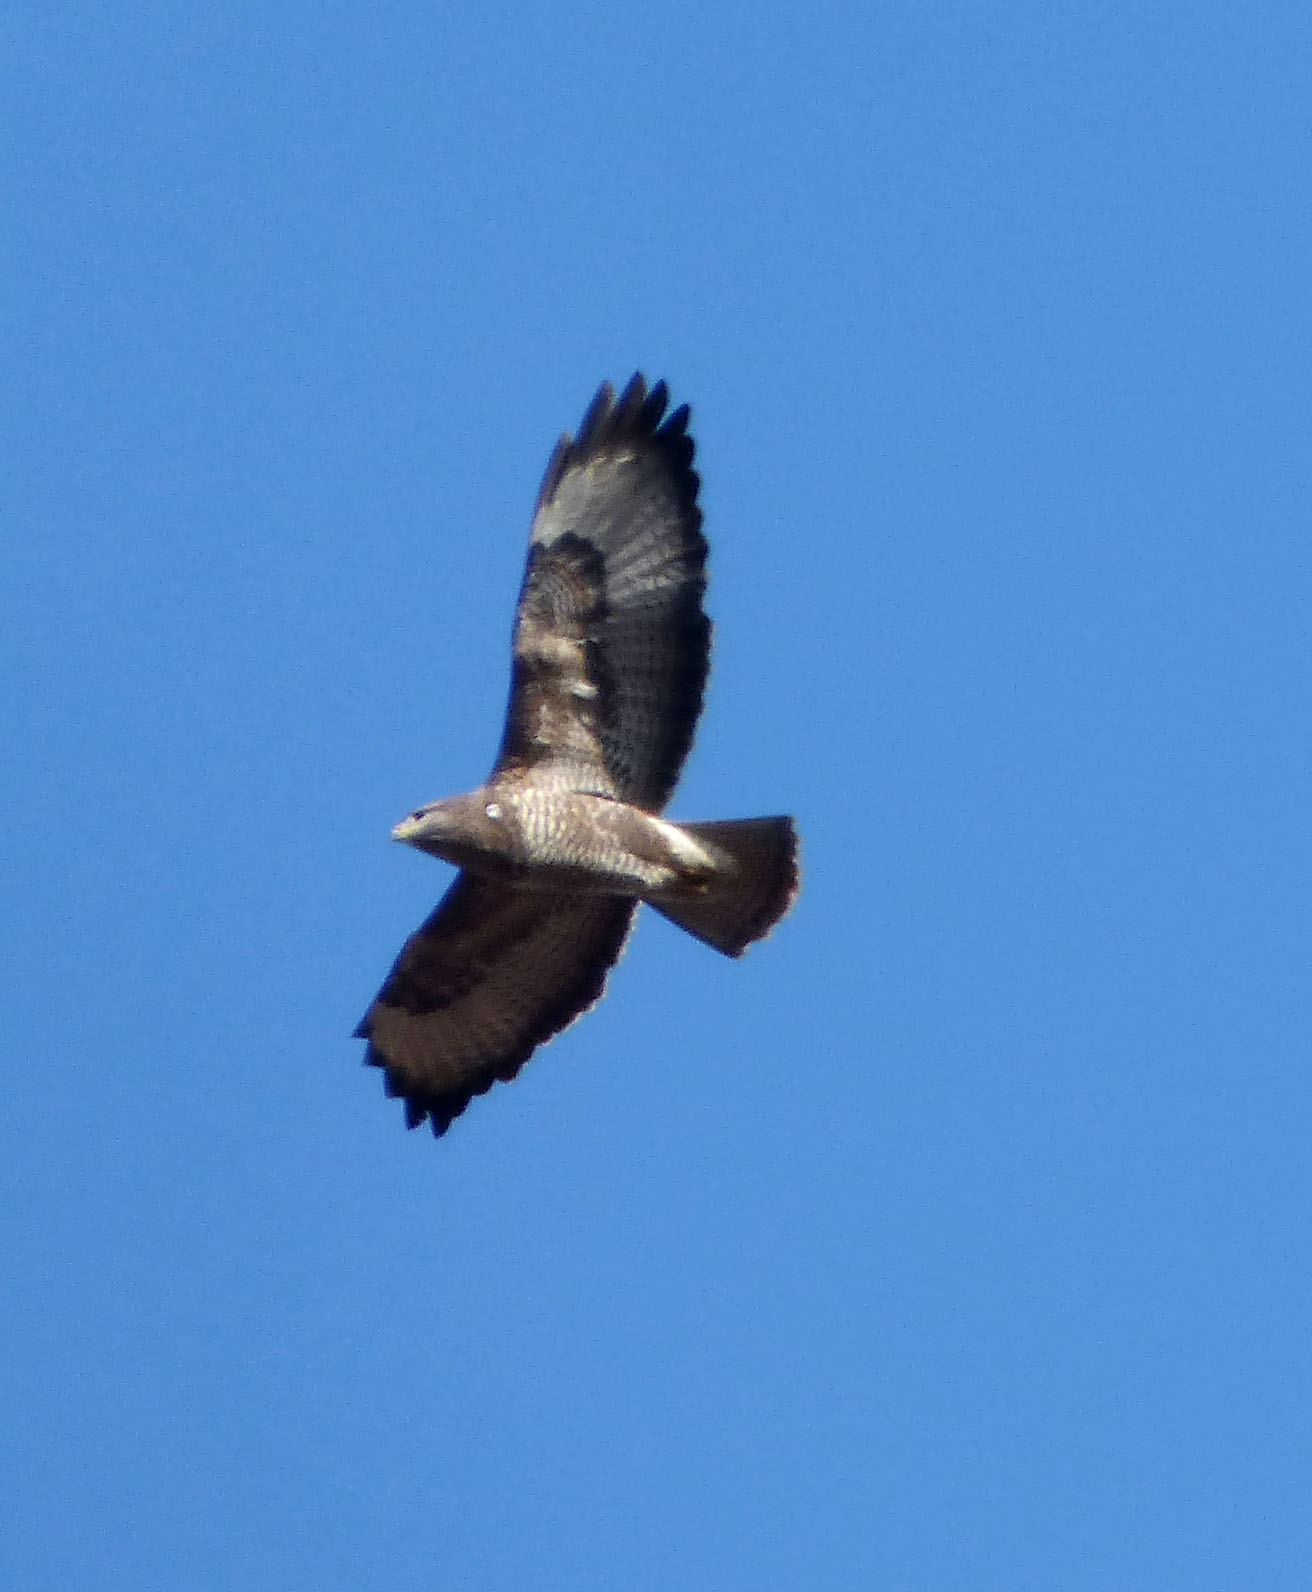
[649, 816, 800, 957]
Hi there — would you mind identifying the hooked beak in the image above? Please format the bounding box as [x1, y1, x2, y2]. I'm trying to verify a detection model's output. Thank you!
[391, 810, 429, 844]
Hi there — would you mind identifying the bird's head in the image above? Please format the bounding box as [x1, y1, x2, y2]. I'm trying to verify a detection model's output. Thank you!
[391, 790, 518, 870]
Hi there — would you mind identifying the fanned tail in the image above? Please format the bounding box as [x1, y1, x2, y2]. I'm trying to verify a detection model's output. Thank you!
[650, 816, 799, 957]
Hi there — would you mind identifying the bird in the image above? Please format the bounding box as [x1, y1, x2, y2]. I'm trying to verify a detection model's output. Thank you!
[355, 375, 799, 1136]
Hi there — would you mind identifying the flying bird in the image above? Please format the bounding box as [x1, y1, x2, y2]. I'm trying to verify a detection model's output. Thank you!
[356, 376, 799, 1135]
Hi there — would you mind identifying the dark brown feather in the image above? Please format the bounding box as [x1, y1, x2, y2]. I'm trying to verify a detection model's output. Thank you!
[495, 375, 710, 810]
[355, 873, 636, 1135]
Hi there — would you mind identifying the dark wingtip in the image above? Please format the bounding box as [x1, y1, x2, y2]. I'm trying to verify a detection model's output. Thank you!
[537, 375, 696, 511]
[575, 380, 617, 448]
[365, 1044, 458, 1136]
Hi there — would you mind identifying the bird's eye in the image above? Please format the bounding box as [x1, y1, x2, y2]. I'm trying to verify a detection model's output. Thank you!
[485, 802, 503, 820]
[410, 810, 424, 822]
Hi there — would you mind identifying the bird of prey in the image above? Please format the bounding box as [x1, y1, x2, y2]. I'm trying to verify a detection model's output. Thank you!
[356, 375, 799, 1136]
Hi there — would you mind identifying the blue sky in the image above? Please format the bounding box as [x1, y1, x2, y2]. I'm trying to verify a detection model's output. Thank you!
[4, 3, 1310, 1587]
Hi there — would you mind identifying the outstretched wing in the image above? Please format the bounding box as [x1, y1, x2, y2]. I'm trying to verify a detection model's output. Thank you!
[354, 874, 637, 1136]
[493, 375, 710, 812]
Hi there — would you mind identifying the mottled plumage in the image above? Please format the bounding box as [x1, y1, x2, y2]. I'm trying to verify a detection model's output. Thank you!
[356, 376, 799, 1136]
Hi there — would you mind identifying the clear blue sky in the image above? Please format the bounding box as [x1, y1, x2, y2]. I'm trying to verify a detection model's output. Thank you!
[4, 4, 1310, 1588]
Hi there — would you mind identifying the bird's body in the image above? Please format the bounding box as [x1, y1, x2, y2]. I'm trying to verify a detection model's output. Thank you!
[356, 376, 799, 1136]
[392, 787, 719, 897]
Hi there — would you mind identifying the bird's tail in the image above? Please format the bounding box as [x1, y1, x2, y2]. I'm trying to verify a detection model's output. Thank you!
[650, 816, 800, 957]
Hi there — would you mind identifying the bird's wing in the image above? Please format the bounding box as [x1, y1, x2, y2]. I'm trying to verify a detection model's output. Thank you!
[355, 872, 637, 1136]
[492, 375, 710, 811]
